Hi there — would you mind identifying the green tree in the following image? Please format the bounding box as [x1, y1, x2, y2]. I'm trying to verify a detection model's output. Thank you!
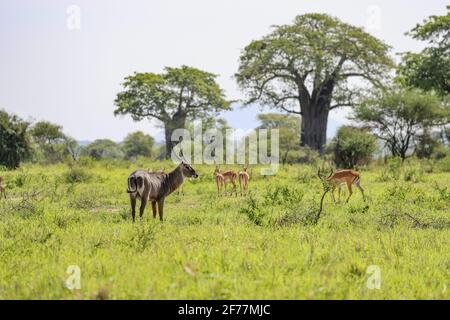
[257, 113, 301, 164]
[30, 121, 66, 163]
[114, 66, 231, 157]
[330, 126, 377, 168]
[63, 136, 81, 161]
[122, 131, 155, 159]
[0, 110, 32, 169]
[236, 13, 393, 153]
[81, 139, 123, 160]
[398, 6, 450, 96]
[353, 88, 449, 160]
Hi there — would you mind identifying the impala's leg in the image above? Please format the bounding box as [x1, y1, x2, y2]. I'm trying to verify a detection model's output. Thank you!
[130, 194, 137, 222]
[151, 201, 157, 219]
[338, 184, 342, 203]
[355, 178, 366, 201]
[157, 199, 165, 222]
[239, 177, 243, 196]
[346, 182, 353, 203]
[331, 185, 337, 203]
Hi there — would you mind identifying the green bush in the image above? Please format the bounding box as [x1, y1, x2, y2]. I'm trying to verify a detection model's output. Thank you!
[330, 126, 377, 169]
[63, 167, 93, 184]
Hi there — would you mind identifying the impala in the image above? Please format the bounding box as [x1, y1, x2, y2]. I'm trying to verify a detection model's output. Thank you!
[238, 166, 250, 196]
[318, 168, 365, 203]
[214, 166, 237, 196]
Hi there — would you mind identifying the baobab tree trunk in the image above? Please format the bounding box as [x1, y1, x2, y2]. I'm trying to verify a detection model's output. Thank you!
[300, 104, 329, 155]
[164, 112, 187, 158]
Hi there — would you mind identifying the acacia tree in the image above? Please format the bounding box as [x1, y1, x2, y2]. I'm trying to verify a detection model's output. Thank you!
[30, 121, 66, 163]
[236, 13, 393, 153]
[257, 113, 301, 164]
[353, 88, 449, 160]
[114, 66, 230, 157]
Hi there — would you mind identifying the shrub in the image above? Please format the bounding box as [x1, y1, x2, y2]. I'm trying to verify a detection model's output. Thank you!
[330, 126, 377, 169]
[63, 167, 93, 184]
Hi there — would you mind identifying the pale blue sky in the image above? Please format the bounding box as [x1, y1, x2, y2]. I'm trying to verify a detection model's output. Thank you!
[0, 0, 447, 142]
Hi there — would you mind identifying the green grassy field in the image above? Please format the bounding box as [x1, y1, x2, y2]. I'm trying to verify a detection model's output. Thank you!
[0, 159, 449, 299]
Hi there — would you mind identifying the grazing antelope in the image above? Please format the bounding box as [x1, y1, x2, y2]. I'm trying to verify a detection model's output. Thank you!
[0, 177, 6, 199]
[318, 168, 365, 203]
[127, 162, 198, 222]
[214, 166, 237, 196]
[238, 166, 250, 196]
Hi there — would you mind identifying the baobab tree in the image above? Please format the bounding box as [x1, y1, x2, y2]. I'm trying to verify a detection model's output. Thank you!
[236, 13, 394, 153]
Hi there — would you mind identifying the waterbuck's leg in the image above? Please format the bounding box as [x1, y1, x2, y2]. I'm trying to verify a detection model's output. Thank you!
[139, 197, 148, 219]
[151, 201, 157, 219]
[346, 182, 353, 203]
[157, 199, 165, 222]
[355, 179, 366, 201]
[130, 194, 137, 222]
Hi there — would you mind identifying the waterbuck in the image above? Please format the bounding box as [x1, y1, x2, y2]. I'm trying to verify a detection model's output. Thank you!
[127, 162, 198, 222]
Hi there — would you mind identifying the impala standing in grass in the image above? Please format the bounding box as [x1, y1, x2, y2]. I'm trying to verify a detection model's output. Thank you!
[318, 168, 366, 203]
[214, 166, 238, 196]
[238, 166, 250, 196]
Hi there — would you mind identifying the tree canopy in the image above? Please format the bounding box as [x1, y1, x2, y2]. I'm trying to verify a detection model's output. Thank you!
[0, 110, 32, 169]
[398, 6, 450, 96]
[122, 131, 155, 159]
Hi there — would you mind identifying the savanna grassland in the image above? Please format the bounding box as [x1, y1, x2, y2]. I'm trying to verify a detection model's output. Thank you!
[0, 159, 449, 299]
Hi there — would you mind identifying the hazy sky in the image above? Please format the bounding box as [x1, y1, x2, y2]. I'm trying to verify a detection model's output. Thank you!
[0, 0, 447, 142]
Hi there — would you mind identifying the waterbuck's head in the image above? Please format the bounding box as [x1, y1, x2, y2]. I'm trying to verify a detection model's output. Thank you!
[180, 162, 198, 179]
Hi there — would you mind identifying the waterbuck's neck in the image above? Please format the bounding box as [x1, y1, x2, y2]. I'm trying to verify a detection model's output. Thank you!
[161, 165, 184, 196]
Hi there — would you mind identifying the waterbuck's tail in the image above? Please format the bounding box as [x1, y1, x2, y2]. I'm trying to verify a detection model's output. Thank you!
[127, 176, 137, 193]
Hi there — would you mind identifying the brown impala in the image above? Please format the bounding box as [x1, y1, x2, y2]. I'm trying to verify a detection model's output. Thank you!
[214, 166, 238, 196]
[318, 168, 365, 203]
[238, 166, 250, 196]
